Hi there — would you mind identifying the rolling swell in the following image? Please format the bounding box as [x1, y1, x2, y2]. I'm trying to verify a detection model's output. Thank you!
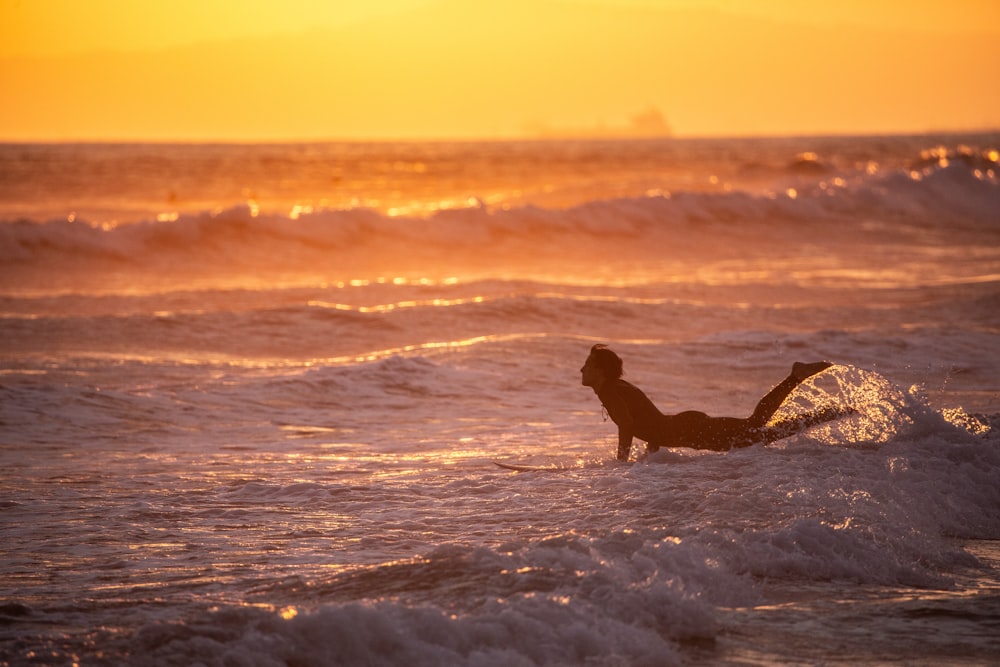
[3, 276, 998, 364]
[1, 156, 997, 292]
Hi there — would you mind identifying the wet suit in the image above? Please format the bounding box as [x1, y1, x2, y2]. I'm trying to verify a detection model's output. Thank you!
[596, 362, 837, 460]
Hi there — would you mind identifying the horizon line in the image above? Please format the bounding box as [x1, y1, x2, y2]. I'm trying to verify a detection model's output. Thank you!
[3, 127, 999, 146]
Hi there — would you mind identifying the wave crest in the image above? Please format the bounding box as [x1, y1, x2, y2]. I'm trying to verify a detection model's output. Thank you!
[2, 158, 997, 292]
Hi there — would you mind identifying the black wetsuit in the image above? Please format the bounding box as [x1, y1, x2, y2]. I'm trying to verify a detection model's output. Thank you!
[596, 379, 756, 455]
[595, 370, 832, 458]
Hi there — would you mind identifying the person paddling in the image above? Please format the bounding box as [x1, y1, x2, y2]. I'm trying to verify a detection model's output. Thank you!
[581, 344, 841, 460]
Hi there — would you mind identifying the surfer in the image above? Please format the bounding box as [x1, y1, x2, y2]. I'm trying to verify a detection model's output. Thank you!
[580, 344, 841, 460]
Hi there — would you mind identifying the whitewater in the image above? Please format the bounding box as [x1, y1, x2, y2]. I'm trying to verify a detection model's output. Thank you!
[1, 135, 999, 665]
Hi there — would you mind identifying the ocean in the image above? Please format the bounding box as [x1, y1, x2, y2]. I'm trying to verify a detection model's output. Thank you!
[1, 134, 999, 666]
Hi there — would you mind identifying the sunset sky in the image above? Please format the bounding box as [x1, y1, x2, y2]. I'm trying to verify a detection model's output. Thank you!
[2, 0, 998, 141]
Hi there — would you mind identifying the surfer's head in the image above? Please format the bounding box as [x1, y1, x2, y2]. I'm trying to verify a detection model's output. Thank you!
[581, 344, 623, 387]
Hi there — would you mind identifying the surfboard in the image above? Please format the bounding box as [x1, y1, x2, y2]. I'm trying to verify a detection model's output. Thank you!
[493, 461, 567, 472]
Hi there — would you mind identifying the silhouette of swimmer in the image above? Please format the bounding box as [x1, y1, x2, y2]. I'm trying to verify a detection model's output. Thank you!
[581, 344, 841, 461]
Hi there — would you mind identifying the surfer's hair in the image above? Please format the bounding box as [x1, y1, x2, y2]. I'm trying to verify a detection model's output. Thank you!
[588, 344, 623, 379]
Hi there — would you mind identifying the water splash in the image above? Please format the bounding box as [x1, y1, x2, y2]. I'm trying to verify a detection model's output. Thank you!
[771, 364, 992, 448]
[771, 365, 911, 447]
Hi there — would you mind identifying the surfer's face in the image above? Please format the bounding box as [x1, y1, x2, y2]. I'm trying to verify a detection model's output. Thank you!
[580, 355, 605, 388]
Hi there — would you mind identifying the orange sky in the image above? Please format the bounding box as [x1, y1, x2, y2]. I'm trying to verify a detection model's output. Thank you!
[1, 0, 998, 141]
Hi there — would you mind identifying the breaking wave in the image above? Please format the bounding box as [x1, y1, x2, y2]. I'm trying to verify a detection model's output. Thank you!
[1, 157, 997, 292]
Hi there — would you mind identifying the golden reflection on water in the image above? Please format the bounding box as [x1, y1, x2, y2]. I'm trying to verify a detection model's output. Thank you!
[308, 295, 487, 313]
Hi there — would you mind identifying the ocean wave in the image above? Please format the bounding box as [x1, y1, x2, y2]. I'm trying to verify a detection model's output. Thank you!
[121, 408, 1000, 665]
[125, 530, 735, 666]
[1, 158, 997, 292]
[129, 593, 688, 667]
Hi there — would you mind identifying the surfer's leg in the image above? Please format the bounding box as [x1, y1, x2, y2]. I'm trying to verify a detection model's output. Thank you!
[747, 361, 833, 428]
[660, 411, 779, 452]
[691, 416, 757, 451]
[761, 405, 857, 442]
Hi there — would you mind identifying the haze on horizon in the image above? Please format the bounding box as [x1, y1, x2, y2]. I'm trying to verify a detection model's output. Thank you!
[1, 0, 998, 142]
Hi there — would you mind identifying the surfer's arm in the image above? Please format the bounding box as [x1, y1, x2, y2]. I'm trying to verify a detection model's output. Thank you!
[616, 427, 634, 461]
[599, 388, 635, 461]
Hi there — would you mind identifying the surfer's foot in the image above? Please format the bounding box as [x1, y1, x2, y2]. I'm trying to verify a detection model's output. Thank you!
[792, 361, 834, 382]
